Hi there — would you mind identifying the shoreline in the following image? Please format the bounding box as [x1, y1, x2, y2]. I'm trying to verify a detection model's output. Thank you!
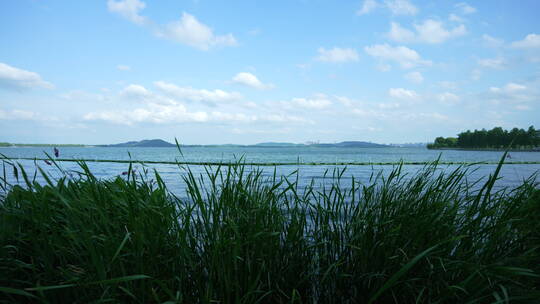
[428, 147, 540, 152]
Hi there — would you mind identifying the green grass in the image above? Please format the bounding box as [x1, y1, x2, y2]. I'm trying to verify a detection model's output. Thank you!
[0, 157, 539, 303]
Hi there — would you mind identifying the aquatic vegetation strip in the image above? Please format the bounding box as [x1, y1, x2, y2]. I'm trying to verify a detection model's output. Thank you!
[0, 155, 539, 303]
[2, 156, 540, 166]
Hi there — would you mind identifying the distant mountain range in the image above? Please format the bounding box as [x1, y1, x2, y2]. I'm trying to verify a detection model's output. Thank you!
[254, 142, 306, 147]
[98, 139, 391, 148]
[99, 139, 176, 148]
[311, 141, 388, 148]
[1, 139, 417, 148]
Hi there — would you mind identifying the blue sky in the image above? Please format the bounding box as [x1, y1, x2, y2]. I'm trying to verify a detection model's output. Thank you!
[1, 0, 539, 144]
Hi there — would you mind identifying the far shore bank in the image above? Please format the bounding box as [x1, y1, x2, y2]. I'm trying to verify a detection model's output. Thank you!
[428, 147, 540, 152]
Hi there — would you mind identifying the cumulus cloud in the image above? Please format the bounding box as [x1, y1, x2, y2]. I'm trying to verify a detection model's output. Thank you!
[357, 0, 379, 15]
[79, 82, 311, 126]
[387, 22, 415, 42]
[385, 0, 418, 15]
[83, 103, 308, 126]
[352, 107, 450, 124]
[84, 103, 208, 125]
[107, 0, 147, 25]
[437, 92, 460, 105]
[154, 81, 241, 105]
[455, 2, 476, 14]
[0, 109, 57, 122]
[364, 44, 431, 69]
[404, 71, 423, 84]
[157, 12, 237, 50]
[232, 72, 274, 90]
[0, 62, 54, 91]
[482, 34, 504, 48]
[60, 90, 109, 102]
[387, 20, 466, 44]
[511, 33, 540, 49]
[107, 1, 237, 50]
[448, 14, 465, 23]
[120, 84, 152, 99]
[357, 0, 417, 16]
[316, 47, 359, 63]
[477, 57, 507, 69]
[388, 88, 420, 100]
[488, 82, 533, 103]
[289, 96, 332, 110]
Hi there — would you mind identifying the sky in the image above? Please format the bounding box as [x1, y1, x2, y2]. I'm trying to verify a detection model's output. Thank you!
[1, 0, 539, 145]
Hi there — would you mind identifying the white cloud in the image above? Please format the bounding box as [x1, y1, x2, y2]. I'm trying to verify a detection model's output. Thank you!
[230, 127, 292, 135]
[511, 33, 540, 49]
[482, 34, 504, 48]
[388, 88, 420, 100]
[437, 92, 460, 105]
[157, 12, 237, 50]
[154, 81, 241, 104]
[357, 0, 379, 15]
[83, 103, 308, 126]
[60, 90, 109, 102]
[404, 71, 423, 84]
[232, 72, 274, 90]
[448, 14, 465, 23]
[120, 84, 151, 99]
[0, 62, 54, 90]
[490, 83, 526, 93]
[385, 0, 418, 15]
[84, 103, 209, 125]
[387, 22, 415, 43]
[415, 20, 466, 43]
[0, 109, 57, 122]
[259, 114, 311, 124]
[107, 1, 237, 51]
[352, 107, 450, 124]
[107, 0, 147, 25]
[477, 57, 507, 69]
[378, 102, 401, 109]
[364, 44, 431, 69]
[117, 65, 131, 71]
[488, 82, 532, 103]
[388, 20, 466, 44]
[455, 2, 476, 14]
[289, 96, 332, 109]
[335, 96, 355, 107]
[357, 0, 417, 16]
[316, 47, 359, 63]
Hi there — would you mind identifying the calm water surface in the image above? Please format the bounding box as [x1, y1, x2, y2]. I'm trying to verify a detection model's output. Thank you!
[1, 146, 539, 194]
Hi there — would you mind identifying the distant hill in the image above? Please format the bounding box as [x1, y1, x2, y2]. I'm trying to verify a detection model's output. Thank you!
[254, 142, 305, 147]
[313, 141, 388, 148]
[102, 139, 176, 148]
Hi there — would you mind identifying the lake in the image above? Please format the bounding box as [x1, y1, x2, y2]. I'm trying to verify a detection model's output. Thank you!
[1, 146, 539, 194]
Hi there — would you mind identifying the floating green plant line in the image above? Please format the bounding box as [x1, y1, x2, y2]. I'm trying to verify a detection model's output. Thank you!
[2, 156, 540, 166]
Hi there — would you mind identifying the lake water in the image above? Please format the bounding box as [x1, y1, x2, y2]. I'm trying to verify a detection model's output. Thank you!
[1, 146, 539, 195]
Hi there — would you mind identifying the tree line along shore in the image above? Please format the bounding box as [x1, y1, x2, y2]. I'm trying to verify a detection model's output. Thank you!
[428, 126, 540, 151]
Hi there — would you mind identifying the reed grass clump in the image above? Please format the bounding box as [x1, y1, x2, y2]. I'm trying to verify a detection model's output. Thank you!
[0, 158, 539, 303]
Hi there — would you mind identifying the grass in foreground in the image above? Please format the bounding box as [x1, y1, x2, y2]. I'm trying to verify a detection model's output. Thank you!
[0, 158, 539, 303]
